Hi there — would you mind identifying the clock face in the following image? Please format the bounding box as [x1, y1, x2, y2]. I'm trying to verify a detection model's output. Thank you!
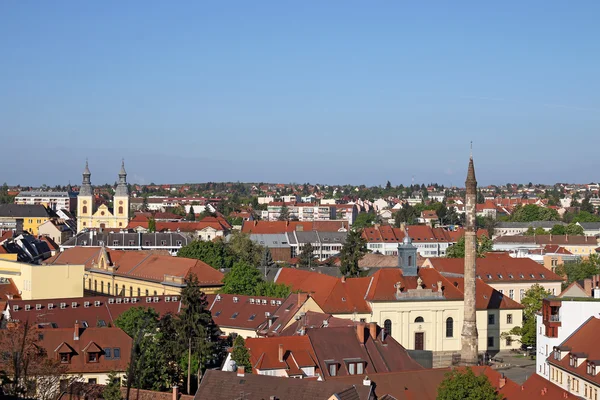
[101, 211, 105, 216]
[83, 200, 87, 205]
[119, 201, 123, 205]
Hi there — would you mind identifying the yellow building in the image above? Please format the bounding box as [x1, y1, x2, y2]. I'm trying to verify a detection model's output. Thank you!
[44, 247, 224, 297]
[77, 161, 130, 232]
[0, 204, 53, 235]
[0, 258, 84, 300]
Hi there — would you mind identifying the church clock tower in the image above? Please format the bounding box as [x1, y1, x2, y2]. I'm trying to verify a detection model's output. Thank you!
[77, 160, 93, 232]
[113, 160, 130, 229]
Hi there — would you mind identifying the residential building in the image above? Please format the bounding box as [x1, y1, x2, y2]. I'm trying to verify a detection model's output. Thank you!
[0, 259, 84, 300]
[43, 247, 223, 296]
[37, 322, 132, 384]
[195, 369, 373, 400]
[418, 210, 439, 226]
[476, 200, 498, 219]
[248, 233, 291, 262]
[127, 219, 229, 241]
[577, 222, 600, 237]
[536, 295, 600, 382]
[61, 230, 193, 255]
[265, 202, 336, 221]
[424, 252, 564, 302]
[38, 219, 75, 245]
[493, 235, 599, 257]
[0, 204, 55, 235]
[508, 245, 580, 272]
[15, 190, 77, 212]
[546, 317, 600, 398]
[0, 232, 55, 263]
[495, 221, 567, 237]
[287, 230, 346, 261]
[77, 161, 130, 232]
[242, 220, 349, 235]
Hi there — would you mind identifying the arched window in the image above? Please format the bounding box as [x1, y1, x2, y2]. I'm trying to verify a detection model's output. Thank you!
[107, 283, 111, 294]
[408, 255, 413, 266]
[415, 316, 424, 323]
[101, 281, 104, 293]
[94, 280, 97, 292]
[82, 206, 88, 214]
[118, 206, 123, 214]
[115, 284, 119, 295]
[88, 279, 91, 290]
[446, 317, 454, 338]
[137, 288, 141, 297]
[130, 286, 133, 297]
[384, 319, 392, 337]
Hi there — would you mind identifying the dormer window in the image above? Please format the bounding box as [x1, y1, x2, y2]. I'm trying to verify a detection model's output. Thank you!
[554, 349, 560, 360]
[588, 362, 596, 375]
[570, 355, 577, 367]
[60, 353, 70, 364]
[88, 353, 98, 363]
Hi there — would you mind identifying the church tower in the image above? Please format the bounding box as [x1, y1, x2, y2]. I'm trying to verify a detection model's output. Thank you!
[113, 160, 130, 229]
[461, 150, 479, 365]
[77, 160, 93, 232]
[398, 231, 418, 276]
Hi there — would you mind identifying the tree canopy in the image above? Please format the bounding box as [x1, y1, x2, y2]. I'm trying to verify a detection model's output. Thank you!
[437, 367, 503, 400]
[352, 212, 377, 229]
[339, 229, 369, 277]
[231, 336, 252, 374]
[221, 261, 291, 297]
[509, 204, 559, 222]
[556, 254, 600, 286]
[446, 235, 493, 258]
[503, 284, 550, 348]
[178, 239, 232, 269]
[298, 243, 317, 268]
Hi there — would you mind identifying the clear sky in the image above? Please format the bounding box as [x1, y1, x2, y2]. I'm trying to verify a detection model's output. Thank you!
[1, 1, 599, 187]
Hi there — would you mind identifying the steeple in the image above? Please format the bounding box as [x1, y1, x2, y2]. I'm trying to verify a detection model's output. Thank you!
[461, 145, 479, 366]
[115, 159, 129, 197]
[398, 229, 418, 276]
[80, 160, 92, 196]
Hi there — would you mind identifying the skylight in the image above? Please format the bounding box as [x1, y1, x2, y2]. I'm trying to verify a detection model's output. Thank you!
[231, 312, 239, 319]
[248, 314, 256, 321]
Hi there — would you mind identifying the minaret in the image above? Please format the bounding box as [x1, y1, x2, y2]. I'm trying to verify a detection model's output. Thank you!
[461, 148, 479, 365]
[113, 159, 130, 228]
[77, 160, 94, 232]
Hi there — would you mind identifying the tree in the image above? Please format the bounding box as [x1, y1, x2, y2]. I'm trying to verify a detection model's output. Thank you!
[114, 307, 160, 338]
[178, 239, 231, 269]
[385, 180, 392, 190]
[394, 204, 418, 226]
[278, 205, 290, 221]
[227, 231, 264, 266]
[231, 336, 252, 374]
[565, 223, 584, 236]
[298, 243, 316, 268]
[550, 224, 566, 235]
[437, 367, 503, 400]
[254, 281, 292, 297]
[103, 371, 123, 400]
[353, 212, 377, 229]
[221, 261, 263, 295]
[446, 235, 493, 258]
[523, 226, 545, 236]
[186, 208, 196, 221]
[176, 273, 221, 394]
[142, 195, 149, 211]
[339, 229, 369, 277]
[148, 217, 156, 233]
[503, 284, 550, 348]
[581, 196, 595, 213]
[556, 254, 600, 286]
[260, 247, 275, 268]
[510, 204, 559, 222]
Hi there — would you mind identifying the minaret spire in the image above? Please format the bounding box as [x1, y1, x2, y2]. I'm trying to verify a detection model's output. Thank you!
[461, 145, 479, 366]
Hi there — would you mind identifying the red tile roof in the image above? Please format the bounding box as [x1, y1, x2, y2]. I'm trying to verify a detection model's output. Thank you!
[246, 335, 318, 375]
[127, 220, 228, 232]
[38, 326, 132, 374]
[502, 373, 571, 399]
[425, 252, 564, 283]
[241, 220, 348, 234]
[361, 226, 488, 244]
[494, 235, 598, 246]
[206, 293, 284, 331]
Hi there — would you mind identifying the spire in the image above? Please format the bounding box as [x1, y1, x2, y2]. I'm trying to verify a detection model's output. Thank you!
[115, 159, 129, 197]
[83, 159, 91, 176]
[465, 145, 477, 195]
[80, 159, 92, 196]
[119, 158, 127, 176]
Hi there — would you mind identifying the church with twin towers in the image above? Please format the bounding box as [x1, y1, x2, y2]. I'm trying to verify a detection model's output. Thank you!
[76, 160, 130, 232]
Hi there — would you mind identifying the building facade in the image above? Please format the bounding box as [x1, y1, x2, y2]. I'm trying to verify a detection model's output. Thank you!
[77, 161, 130, 232]
[15, 191, 77, 212]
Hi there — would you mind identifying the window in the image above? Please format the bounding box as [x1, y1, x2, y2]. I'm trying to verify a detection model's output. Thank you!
[520, 289, 525, 300]
[113, 240, 119, 246]
[384, 319, 392, 337]
[88, 279, 91, 290]
[231, 312, 239, 319]
[499, 289, 504, 294]
[60, 353, 70, 363]
[348, 362, 355, 375]
[107, 283, 111, 294]
[88, 353, 98, 363]
[446, 317, 453, 338]
[115, 284, 119, 295]
[82, 206, 88, 214]
[161, 240, 167, 246]
[488, 314, 495, 325]
[487, 336, 494, 347]
[328, 363, 337, 377]
[507, 314, 513, 324]
[357, 362, 364, 374]
[113, 348, 120, 359]
[137, 288, 140, 297]
[101, 281, 104, 293]
[506, 337, 512, 346]
[414, 316, 424, 323]
[88, 378, 97, 384]
[118, 206, 123, 214]
[130, 286, 133, 296]
[509, 289, 514, 299]
[94, 280, 97, 292]
[145, 289, 149, 296]
[105, 348, 112, 360]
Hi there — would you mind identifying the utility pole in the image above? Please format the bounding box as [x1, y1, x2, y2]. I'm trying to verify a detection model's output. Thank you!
[187, 337, 192, 394]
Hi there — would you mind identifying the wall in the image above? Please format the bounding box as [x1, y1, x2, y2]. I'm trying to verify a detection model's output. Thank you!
[490, 281, 563, 303]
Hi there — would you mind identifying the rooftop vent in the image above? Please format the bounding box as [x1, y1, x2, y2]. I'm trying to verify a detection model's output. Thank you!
[94, 301, 100, 307]
[108, 298, 115, 304]
[116, 298, 122, 304]
[60, 303, 66, 309]
[36, 304, 42, 310]
[25, 304, 31, 311]
[84, 301, 90, 308]
[233, 297, 238, 303]
[71, 302, 77, 308]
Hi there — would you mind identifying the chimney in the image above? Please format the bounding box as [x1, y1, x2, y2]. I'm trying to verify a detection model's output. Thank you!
[172, 385, 179, 400]
[278, 344, 284, 362]
[237, 366, 245, 377]
[437, 280, 443, 292]
[369, 322, 377, 340]
[362, 376, 372, 386]
[498, 373, 506, 389]
[74, 321, 80, 341]
[341, 276, 346, 283]
[357, 322, 366, 344]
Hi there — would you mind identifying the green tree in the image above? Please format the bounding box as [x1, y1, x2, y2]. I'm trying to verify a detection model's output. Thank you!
[148, 217, 156, 233]
[186, 208, 196, 221]
[581, 196, 595, 213]
[385, 180, 392, 190]
[565, 223, 584, 236]
[437, 367, 503, 400]
[178, 239, 231, 269]
[503, 284, 550, 348]
[394, 204, 418, 226]
[523, 227, 546, 236]
[114, 307, 159, 337]
[339, 229, 369, 277]
[298, 243, 316, 267]
[103, 372, 123, 400]
[510, 204, 559, 222]
[254, 281, 292, 297]
[231, 336, 252, 374]
[556, 254, 600, 286]
[278, 205, 290, 221]
[550, 224, 566, 235]
[446, 235, 493, 258]
[352, 212, 377, 229]
[221, 261, 263, 295]
[227, 231, 264, 266]
[260, 247, 275, 268]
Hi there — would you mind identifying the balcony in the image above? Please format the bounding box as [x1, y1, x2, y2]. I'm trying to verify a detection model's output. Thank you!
[549, 314, 560, 322]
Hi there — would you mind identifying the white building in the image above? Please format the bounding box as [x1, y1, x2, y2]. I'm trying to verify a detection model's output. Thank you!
[266, 203, 335, 222]
[15, 191, 77, 212]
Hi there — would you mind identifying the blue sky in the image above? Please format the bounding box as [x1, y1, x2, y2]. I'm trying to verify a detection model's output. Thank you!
[1, 1, 599, 187]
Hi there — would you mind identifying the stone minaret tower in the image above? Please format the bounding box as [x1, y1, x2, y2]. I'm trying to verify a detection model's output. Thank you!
[77, 160, 93, 232]
[461, 151, 479, 365]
